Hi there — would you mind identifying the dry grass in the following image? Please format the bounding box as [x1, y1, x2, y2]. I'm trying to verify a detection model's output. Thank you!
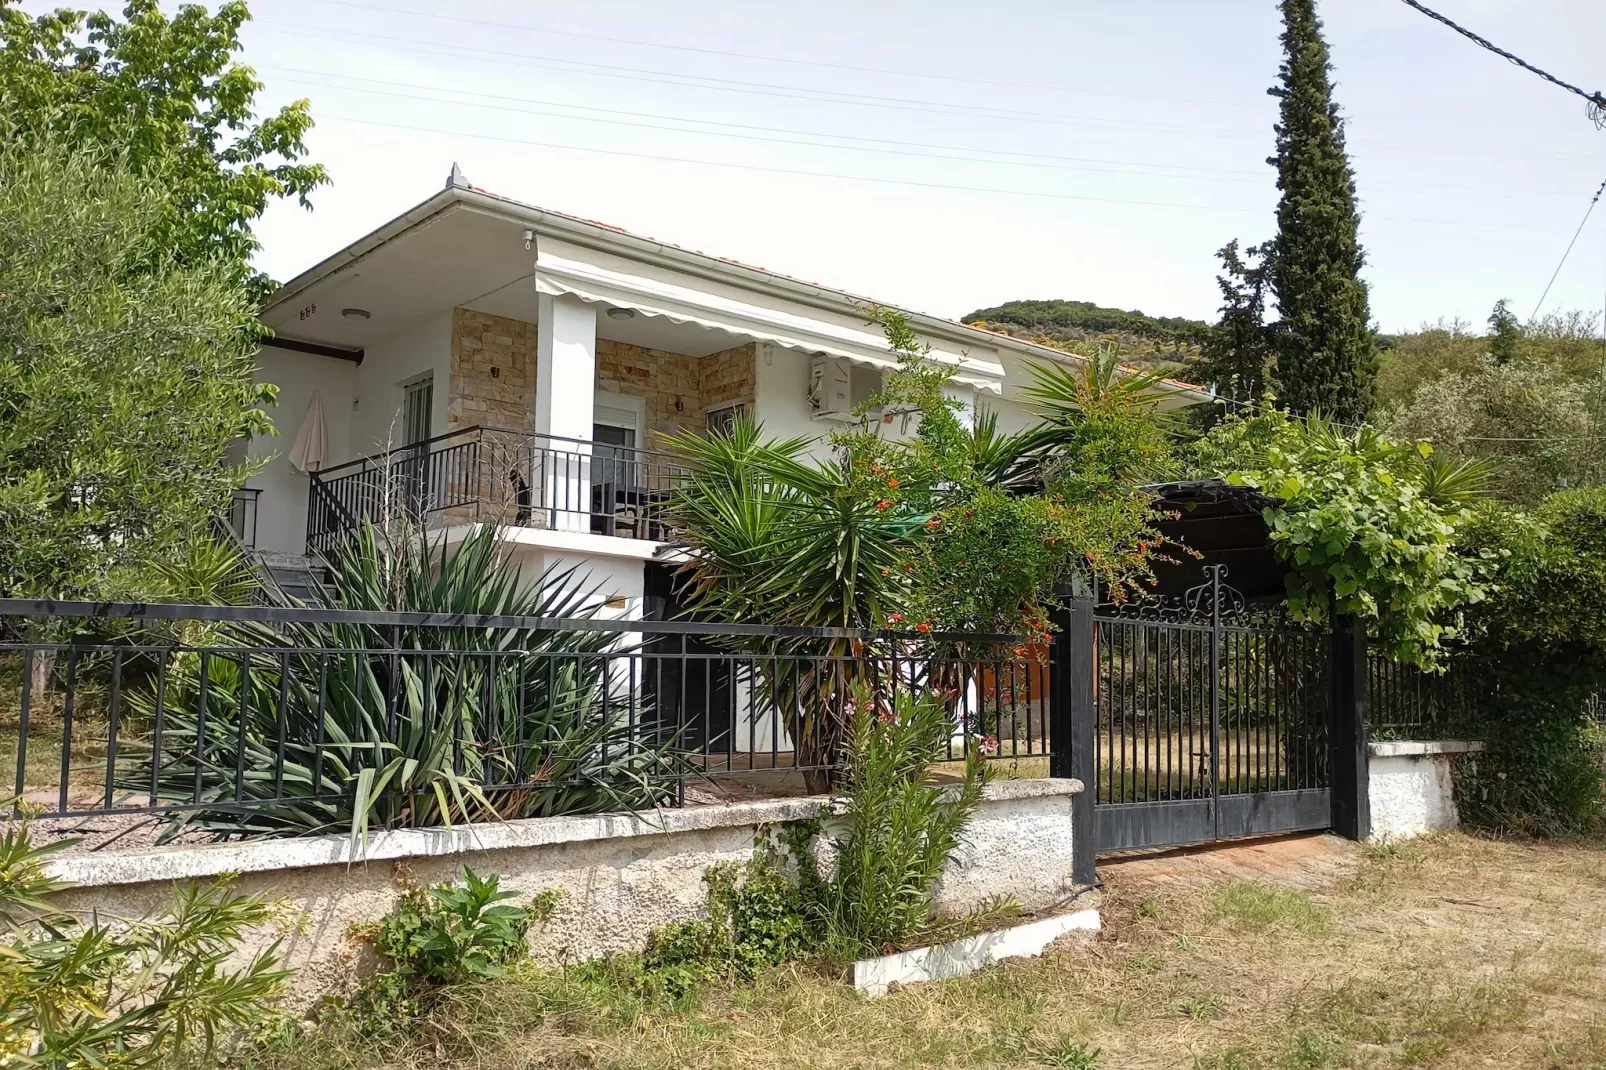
[254, 832, 1606, 1070]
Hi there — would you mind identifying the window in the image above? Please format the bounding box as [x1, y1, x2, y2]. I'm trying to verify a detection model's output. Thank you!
[402, 375, 433, 446]
[592, 421, 636, 489]
[706, 402, 746, 436]
[400, 375, 434, 515]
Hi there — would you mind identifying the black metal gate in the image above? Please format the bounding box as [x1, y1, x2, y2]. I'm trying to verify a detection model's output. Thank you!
[1088, 566, 1335, 853]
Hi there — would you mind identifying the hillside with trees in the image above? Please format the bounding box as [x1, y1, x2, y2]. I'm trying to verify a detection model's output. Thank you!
[961, 298, 1211, 372]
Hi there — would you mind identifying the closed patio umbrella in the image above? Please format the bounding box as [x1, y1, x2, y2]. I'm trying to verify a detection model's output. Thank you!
[288, 391, 328, 474]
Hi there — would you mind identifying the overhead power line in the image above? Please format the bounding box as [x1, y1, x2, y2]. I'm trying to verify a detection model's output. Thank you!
[314, 0, 1234, 108]
[1396, 0, 1606, 127]
[255, 22, 1267, 141]
[318, 113, 1553, 232]
[266, 67, 1276, 186]
[317, 114, 1265, 214]
[255, 22, 1605, 167]
[1530, 178, 1606, 321]
[269, 66, 1588, 202]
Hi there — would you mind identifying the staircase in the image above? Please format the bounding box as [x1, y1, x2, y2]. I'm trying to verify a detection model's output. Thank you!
[249, 551, 331, 605]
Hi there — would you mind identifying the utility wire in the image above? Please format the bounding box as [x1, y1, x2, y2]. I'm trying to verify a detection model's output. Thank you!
[316, 113, 1555, 231]
[256, 22, 1267, 140]
[1396, 0, 1606, 127]
[257, 23, 1605, 167]
[317, 114, 1264, 214]
[1530, 178, 1606, 321]
[269, 66, 1587, 201]
[267, 68, 1277, 186]
[313, 0, 1226, 107]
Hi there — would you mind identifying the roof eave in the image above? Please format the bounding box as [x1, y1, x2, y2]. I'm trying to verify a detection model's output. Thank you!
[260, 185, 1216, 404]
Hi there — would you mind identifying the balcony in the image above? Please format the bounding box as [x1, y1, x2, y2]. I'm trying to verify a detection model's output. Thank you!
[306, 427, 691, 555]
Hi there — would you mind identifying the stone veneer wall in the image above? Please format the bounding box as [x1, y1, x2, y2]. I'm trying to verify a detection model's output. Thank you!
[448, 308, 755, 445]
[448, 308, 537, 433]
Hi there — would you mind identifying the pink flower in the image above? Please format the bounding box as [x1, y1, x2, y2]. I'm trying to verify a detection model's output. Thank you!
[978, 734, 999, 757]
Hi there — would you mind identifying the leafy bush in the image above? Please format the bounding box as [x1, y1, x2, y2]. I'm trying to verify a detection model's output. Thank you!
[355, 866, 548, 1025]
[1452, 489, 1606, 833]
[1192, 410, 1486, 668]
[636, 853, 809, 1000]
[792, 685, 990, 956]
[127, 522, 682, 844]
[0, 816, 288, 1067]
[1385, 357, 1606, 504]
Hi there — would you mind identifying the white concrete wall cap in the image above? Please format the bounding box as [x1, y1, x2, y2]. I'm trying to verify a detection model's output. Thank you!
[45, 779, 1081, 889]
[1367, 740, 1486, 759]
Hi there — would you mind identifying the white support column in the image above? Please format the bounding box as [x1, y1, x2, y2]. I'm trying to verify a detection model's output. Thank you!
[944, 382, 976, 433]
[534, 293, 597, 531]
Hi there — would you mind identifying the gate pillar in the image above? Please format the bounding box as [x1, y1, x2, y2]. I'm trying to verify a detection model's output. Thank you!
[1329, 614, 1372, 841]
[1052, 593, 1097, 886]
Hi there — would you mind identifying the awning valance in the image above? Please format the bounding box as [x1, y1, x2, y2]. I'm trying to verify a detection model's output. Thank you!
[534, 236, 1004, 393]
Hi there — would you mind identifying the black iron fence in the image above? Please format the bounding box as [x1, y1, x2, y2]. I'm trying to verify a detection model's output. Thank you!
[1366, 651, 1487, 739]
[0, 600, 1048, 831]
[307, 427, 692, 555]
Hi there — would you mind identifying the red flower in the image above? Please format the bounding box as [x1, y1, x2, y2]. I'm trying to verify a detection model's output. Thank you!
[1138, 541, 1149, 552]
[916, 621, 932, 633]
[876, 499, 892, 511]
[926, 517, 941, 529]
[887, 477, 900, 488]
[889, 613, 905, 624]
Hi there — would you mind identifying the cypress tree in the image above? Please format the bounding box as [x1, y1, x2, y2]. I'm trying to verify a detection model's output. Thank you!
[1267, 0, 1377, 421]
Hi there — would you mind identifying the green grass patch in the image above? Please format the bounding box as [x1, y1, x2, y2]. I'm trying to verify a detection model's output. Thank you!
[1213, 881, 1331, 931]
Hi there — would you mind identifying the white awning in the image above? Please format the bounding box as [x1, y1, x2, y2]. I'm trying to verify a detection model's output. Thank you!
[534, 236, 1004, 393]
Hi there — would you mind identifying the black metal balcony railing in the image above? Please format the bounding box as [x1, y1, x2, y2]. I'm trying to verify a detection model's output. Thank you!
[306, 427, 692, 555]
[224, 488, 260, 549]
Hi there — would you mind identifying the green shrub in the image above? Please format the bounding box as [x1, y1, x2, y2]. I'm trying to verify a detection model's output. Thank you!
[790, 684, 990, 956]
[355, 866, 546, 1025]
[636, 851, 809, 1000]
[1192, 411, 1486, 668]
[1453, 490, 1606, 833]
[0, 815, 288, 1068]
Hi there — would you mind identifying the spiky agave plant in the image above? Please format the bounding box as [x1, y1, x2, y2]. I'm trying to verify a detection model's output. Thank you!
[126, 523, 682, 844]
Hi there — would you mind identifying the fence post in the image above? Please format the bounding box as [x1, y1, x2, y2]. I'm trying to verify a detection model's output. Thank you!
[1052, 591, 1097, 887]
[1328, 613, 1371, 841]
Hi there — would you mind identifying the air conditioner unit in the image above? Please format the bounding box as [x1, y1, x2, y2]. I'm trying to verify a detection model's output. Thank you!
[808, 353, 854, 422]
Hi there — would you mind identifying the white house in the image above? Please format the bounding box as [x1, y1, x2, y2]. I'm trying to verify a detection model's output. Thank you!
[242, 166, 1210, 621]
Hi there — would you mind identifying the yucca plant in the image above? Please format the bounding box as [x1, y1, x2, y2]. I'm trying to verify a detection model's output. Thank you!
[662, 420, 916, 790]
[124, 522, 682, 844]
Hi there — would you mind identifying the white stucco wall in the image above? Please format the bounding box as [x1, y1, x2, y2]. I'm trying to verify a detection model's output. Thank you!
[247, 349, 358, 556]
[247, 314, 453, 557]
[349, 311, 452, 459]
[48, 779, 1085, 1005]
[1367, 740, 1483, 842]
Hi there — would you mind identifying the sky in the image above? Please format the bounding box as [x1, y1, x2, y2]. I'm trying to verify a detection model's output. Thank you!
[147, 1, 1606, 332]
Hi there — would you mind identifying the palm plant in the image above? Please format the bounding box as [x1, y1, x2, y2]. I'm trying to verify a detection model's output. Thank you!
[1014, 345, 1181, 496]
[662, 420, 914, 789]
[125, 522, 681, 844]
